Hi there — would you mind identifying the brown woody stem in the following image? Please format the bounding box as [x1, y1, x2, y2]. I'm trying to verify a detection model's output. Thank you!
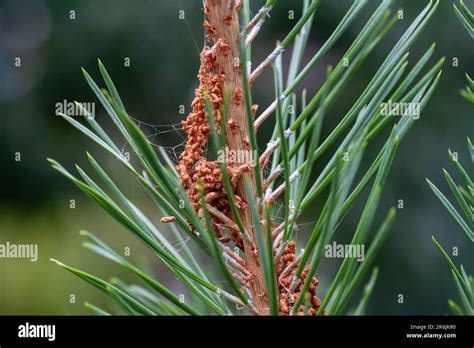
[205, 0, 269, 315]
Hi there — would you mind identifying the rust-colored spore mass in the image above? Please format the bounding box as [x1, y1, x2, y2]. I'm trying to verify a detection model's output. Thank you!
[176, 9, 245, 248]
[276, 241, 323, 315]
[160, 216, 176, 223]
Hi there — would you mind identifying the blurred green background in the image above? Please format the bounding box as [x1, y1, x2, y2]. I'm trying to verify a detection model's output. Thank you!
[0, 0, 472, 315]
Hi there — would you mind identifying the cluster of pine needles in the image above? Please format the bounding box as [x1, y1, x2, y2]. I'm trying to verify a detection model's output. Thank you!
[48, 0, 449, 315]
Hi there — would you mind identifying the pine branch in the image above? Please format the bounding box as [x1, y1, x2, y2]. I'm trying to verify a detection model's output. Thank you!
[49, 0, 445, 316]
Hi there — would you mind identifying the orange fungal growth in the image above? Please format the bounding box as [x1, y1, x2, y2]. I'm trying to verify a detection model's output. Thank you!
[176, 5, 246, 249]
[276, 241, 323, 315]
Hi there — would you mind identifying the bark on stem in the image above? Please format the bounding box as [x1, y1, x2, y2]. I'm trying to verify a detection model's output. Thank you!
[205, 0, 269, 315]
